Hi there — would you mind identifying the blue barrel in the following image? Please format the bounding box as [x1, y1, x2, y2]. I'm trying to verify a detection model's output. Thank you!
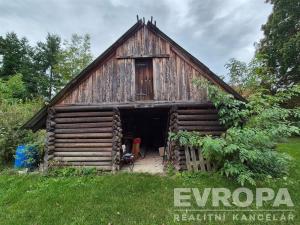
[14, 145, 38, 169]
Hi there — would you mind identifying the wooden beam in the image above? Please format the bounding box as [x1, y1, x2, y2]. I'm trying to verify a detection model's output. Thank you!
[55, 133, 113, 139]
[55, 122, 113, 129]
[54, 152, 112, 157]
[55, 111, 114, 118]
[54, 147, 112, 152]
[54, 117, 113, 124]
[116, 54, 170, 59]
[55, 143, 112, 148]
[53, 156, 112, 162]
[55, 127, 113, 134]
[55, 138, 113, 143]
[178, 114, 219, 121]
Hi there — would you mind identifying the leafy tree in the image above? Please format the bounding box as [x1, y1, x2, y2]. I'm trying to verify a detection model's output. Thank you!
[225, 58, 262, 97]
[0, 33, 39, 96]
[0, 74, 27, 101]
[34, 33, 62, 99]
[54, 34, 93, 87]
[258, 0, 300, 91]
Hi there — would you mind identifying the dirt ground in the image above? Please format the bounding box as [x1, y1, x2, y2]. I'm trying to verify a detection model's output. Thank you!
[121, 151, 164, 174]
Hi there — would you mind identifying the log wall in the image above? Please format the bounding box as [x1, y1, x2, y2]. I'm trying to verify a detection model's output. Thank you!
[168, 104, 225, 170]
[45, 107, 120, 171]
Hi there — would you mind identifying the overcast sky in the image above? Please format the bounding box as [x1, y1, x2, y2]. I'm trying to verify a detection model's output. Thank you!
[0, 0, 272, 78]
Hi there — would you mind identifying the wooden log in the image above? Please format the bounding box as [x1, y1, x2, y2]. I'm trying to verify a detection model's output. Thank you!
[55, 111, 114, 118]
[55, 143, 112, 148]
[55, 162, 112, 168]
[54, 152, 112, 157]
[55, 138, 112, 143]
[178, 126, 226, 131]
[54, 117, 113, 124]
[53, 156, 112, 162]
[55, 127, 113, 134]
[55, 147, 112, 152]
[178, 109, 218, 115]
[55, 122, 113, 129]
[178, 120, 221, 126]
[55, 133, 113, 139]
[177, 114, 219, 121]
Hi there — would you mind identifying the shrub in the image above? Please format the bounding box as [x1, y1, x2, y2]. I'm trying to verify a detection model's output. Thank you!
[170, 80, 300, 186]
[0, 75, 46, 164]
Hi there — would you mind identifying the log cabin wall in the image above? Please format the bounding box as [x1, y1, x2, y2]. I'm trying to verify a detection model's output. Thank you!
[45, 107, 122, 171]
[57, 25, 208, 105]
[169, 104, 225, 170]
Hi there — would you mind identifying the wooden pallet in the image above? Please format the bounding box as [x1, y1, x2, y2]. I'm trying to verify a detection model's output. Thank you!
[184, 146, 215, 172]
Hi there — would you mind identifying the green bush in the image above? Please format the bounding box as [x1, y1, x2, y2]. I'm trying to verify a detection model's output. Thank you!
[170, 80, 300, 186]
[0, 74, 46, 164]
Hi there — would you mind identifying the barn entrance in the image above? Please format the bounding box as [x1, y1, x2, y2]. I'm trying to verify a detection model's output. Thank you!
[119, 108, 169, 173]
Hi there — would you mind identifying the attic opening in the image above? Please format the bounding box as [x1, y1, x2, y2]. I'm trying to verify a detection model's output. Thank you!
[120, 108, 169, 172]
[135, 58, 154, 101]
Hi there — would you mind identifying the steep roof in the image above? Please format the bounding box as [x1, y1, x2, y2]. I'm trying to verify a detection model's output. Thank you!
[23, 20, 245, 131]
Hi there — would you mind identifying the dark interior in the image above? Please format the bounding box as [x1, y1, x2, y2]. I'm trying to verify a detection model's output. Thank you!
[120, 108, 169, 156]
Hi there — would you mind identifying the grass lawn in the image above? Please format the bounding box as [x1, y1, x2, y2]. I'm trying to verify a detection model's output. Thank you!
[0, 138, 299, 225]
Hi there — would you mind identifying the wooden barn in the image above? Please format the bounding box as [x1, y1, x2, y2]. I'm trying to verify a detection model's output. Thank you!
[24, 19, 243, 172]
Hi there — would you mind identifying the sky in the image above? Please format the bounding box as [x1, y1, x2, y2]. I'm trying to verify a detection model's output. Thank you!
[0, 0, 272, 78]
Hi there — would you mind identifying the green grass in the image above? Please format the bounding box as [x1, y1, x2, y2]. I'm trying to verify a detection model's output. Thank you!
[0, 138, 299, 225]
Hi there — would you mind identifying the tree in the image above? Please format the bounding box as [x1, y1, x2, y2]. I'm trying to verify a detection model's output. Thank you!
[225, 58, 262, 97]
[34, 33, 62, 99]
[54, 34, 93, 87]
[0, 33, 39, 96]
[258, 0, 300, 91]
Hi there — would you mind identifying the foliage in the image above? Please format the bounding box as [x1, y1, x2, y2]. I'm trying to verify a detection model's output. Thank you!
[54, 34, 93, 87]
[0, 32, 44, 97]
[225, 57, 270, 97]
[34, 33, 62, 99]
[170, 80, 300, 186]
[0, 32, 93, 100]
[0, 75, 45, 163]
[0, 74, 27, 100]
[258, 0, 300, 91]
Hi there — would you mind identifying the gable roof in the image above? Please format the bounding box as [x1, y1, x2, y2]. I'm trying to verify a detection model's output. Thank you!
[23, 19, 245, 131]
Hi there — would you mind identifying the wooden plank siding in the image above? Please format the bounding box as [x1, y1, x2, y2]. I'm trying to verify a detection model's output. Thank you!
[58, 26, 208, 105]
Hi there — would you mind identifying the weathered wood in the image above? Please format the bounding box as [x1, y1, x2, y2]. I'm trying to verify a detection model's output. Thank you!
[55, 143, 112, 148]
[55, 127, 113, 134]
[178, 126, 225, 131]
[53, 156, 112, 162]
[54, 152, 112, 157]
[184, 146, 215, 172]
[116, 54, 170, 59]
[55, 147, 112, 152]
[178, 120, 220, 126]
[55, 111, 114, 118]
[177, 114, 219, 121]
[55, 122, 113, 129]
[55, 138, 113, 143]
[54, 162, 112, 168]
[54, 117, 113, 124]
[178, 109, 218, 115]
[55, 133, 113, 139]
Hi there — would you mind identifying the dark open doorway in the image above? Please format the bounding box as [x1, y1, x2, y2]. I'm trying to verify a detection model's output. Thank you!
[119, 108, 169, 172]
